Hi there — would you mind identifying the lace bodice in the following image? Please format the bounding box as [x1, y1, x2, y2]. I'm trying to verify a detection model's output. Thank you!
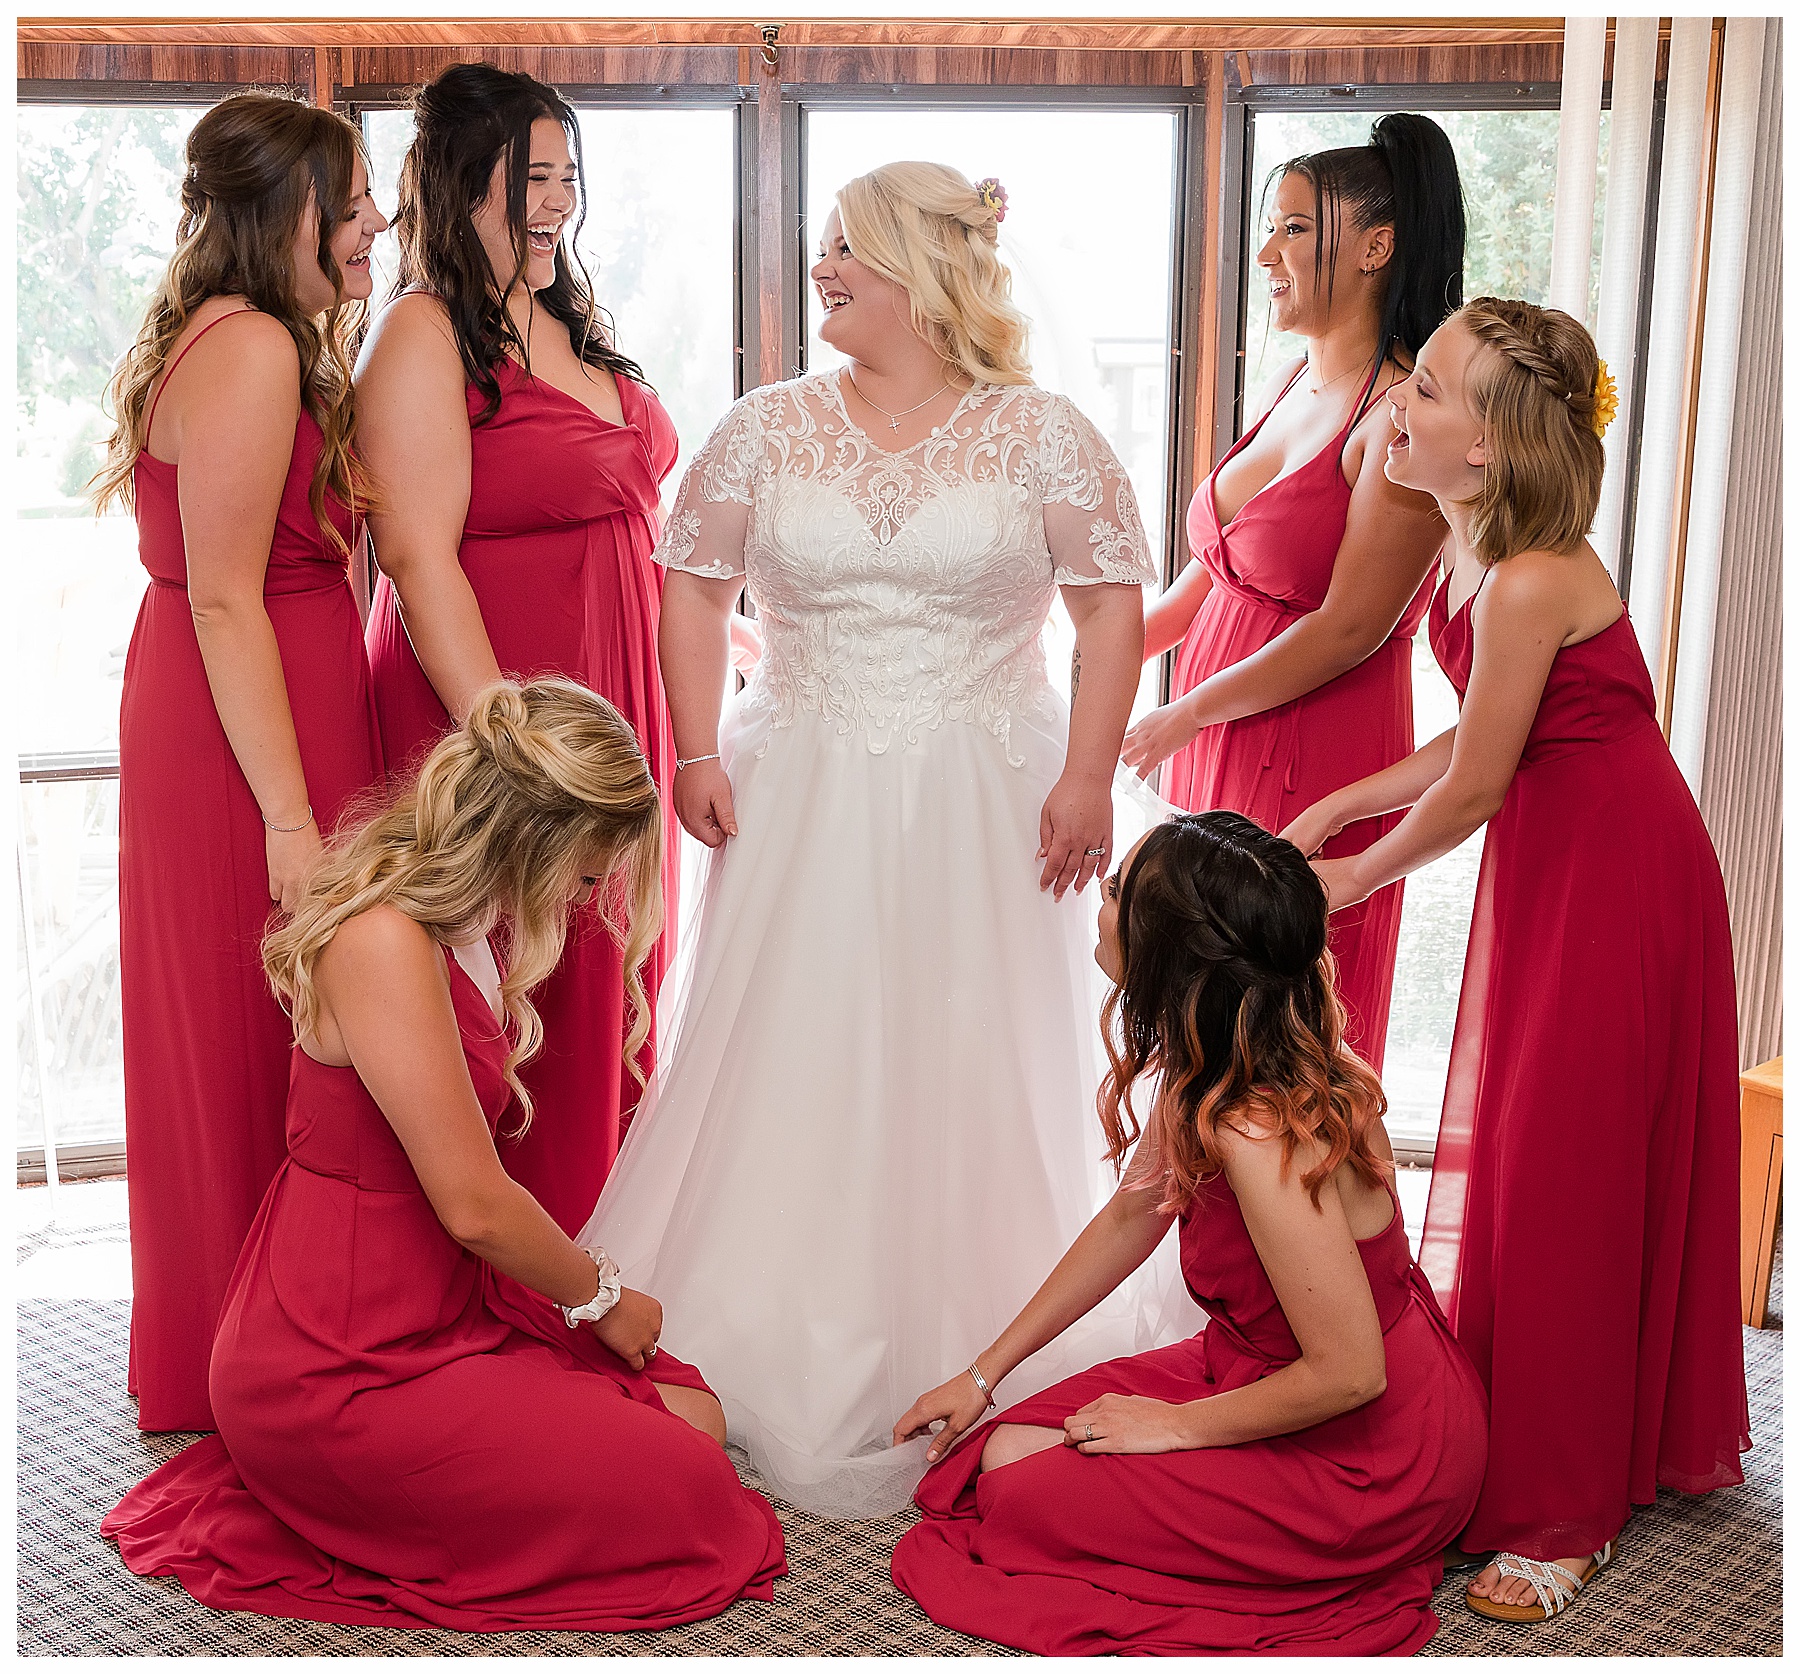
[657, 369, 1154, 762]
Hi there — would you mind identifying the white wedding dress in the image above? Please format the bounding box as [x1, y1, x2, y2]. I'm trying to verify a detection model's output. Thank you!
[582, 368, 1200, 1517]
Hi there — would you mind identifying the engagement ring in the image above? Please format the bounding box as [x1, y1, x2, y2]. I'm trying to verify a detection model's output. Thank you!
[1084, 1423, 1095, 1441]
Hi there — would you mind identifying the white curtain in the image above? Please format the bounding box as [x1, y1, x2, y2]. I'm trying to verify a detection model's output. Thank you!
[1676, 18, 1783, 1066]
[1625, 17, 1717, 682]
[1589, 16, 1662, 581]
[1547, 15, 1607, 321]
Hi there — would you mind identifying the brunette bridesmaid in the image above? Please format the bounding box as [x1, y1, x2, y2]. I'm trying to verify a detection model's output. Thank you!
[93, 93, 388, 1433]
[891, 813, 1488, 1655]
[1284, 299, 1748, 1623]
[358, 64, 679, 1234]
[103, 681, 785, 1629]
[1123, 114, 1464, 1070]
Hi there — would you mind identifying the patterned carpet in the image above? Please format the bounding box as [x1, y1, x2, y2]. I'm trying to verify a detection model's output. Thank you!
[14, 1225, 1784, 1656]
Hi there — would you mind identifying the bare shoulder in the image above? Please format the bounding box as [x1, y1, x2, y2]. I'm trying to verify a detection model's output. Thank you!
[1244, 355, 1306, 428]
[1479, 544, 1621, 640]
[180, 308, 299, 394]
[316, 902, 444, 990]
[1215, 1115, 1321, 1188]
[358, 290, 463, 379]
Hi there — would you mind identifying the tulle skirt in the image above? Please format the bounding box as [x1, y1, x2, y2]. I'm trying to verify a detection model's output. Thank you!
[584, 696, 1198, 1517]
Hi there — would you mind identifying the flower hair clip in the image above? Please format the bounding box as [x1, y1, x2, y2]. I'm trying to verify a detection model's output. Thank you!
[974, 177, 1009, 224]
[1590, 360, 1619, 439]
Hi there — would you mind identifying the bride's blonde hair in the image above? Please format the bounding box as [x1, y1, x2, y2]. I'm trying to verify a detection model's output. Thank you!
[263, 680, 663, 1129]
[835, 161, 1032, 386]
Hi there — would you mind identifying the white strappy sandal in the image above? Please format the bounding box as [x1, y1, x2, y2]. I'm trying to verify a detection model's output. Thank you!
[1465, 1539, 1616, 1623]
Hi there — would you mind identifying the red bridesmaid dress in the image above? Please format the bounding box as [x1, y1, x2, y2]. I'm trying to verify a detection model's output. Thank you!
[1163, 368, 1431, 1070]
[102, 943, 786, 1630]
[1419, 574, 1749, 1560]
[119, 309, 384, 1434]
[892, 1169, 1489, 1655]
[366, 360, 678, 1234]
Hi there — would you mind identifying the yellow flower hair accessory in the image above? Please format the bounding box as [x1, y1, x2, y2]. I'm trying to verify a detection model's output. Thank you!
[974, 176, 1009, 224]
[1591, 360, 1619, 439]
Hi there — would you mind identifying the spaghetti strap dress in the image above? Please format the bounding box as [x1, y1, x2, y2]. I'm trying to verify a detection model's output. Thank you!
[119, 308, 384, 1434]
[892, 1169, 1489, 1656]
[365, 359, 679, 1235]
[101, 945, 786, 1632]
[1418, 575, 1749, 1559]
[1163, 368, 1431, 1070]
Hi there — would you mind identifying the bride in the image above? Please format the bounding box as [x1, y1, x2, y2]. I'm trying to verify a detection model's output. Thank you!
[582, 161, 1189, 1516]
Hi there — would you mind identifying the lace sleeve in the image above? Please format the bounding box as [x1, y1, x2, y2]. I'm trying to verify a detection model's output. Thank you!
[655, 396, 760, 579]
[1038, 396, 1157, 587]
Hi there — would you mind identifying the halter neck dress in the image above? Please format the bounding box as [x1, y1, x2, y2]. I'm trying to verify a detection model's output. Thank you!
[120, 307, 384, 1433]
[893, 1166, 1489, 1654]
[1419, 572, 1748, 1558]
[1164, 366, 1432, 1069]
[102, 942, 786, 1630]
[365, 356, 679, 1233]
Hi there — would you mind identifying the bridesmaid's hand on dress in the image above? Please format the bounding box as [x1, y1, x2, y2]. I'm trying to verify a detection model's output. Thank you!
[1309, 855, 1371, 913]
[893, 1372, 994, 1463]
[1064, 1392, 1199, 1454]
[673, 759, 739, 849]
[265, 821, 324, 916]
[1280, 795, 1349, 860]
[1119, 694, 1204, 781]
[592, 1287, 663, 1370]
[1038, 771, 1113, 899]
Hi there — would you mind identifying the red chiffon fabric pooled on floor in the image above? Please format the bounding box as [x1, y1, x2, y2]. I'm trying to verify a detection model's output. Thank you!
[120, 312, 384, 1433]
[1419, 579, 1749, 1560]
[1163, 370, 1431, 1069]
[892, 1172, 1489, 1656]
[102, 949, 786, 1632]
[366, 362, 679, 1233]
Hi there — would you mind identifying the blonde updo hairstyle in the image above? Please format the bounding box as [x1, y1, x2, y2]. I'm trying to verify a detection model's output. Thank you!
[263, 679, 664, 1131]
[1455, 296, 1607, 567]
[835, 161, 1032, 386]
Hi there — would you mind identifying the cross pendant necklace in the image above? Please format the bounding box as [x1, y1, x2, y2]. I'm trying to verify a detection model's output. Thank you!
[846, 368, 952, 431]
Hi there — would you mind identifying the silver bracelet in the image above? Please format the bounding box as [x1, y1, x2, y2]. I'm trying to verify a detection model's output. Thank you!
[675, 753, 721, 772]
[262, 805, 314, 833]
[966, 1360, 996, 1410]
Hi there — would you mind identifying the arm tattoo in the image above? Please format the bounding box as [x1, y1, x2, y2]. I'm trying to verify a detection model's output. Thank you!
[1070, 646, 1081, 706]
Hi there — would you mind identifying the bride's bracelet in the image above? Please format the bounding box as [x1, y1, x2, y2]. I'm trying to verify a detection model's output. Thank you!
[966, 1360, 997, 1410]
[675, 752, 721, 772]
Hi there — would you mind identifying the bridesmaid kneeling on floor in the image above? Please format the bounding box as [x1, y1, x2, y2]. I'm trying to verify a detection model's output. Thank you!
[890, 811, 1488, 1657]
[1283, 299, 1748, 1625]
[103, 680, 785, 1632]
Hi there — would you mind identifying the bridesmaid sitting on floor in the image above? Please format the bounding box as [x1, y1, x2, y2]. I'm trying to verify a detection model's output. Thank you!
[1283, 299, 1749, 1624]
[890, 811, 1488, 1657]
[103, 680, 786, 1632]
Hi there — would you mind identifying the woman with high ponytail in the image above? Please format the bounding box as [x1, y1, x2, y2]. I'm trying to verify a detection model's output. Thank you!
[1124, 112, 1466, 1074]
[96, 90, 388, 1433]
[891, 812, 1488, 1655]
[103, 680, 786, 1631]
[1285, 299, 1747, 1622]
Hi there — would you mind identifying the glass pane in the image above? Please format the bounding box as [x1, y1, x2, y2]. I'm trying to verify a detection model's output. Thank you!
[801, 107, 1181, 721]
[16, 780, 125, 1151]
[362, 105, 737, 485]
[16, 105, 202, 757]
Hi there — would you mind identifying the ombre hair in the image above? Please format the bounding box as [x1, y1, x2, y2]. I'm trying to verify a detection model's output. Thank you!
[92, 92, 372, 552]
[835, 161, 1032, 386]
[263, 680, 663, 1130]
[1098, 812, 1389, 1213]
[1453, 296, 1607, 567]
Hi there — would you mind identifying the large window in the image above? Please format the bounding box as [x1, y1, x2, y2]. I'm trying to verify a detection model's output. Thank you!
[801, 103, 1186, 718]
[1236, 100, 1611, 1148]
